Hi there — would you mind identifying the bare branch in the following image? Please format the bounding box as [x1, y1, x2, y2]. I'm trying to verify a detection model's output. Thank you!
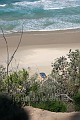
[1, 28, 9, 76]
[1, 25, 23, 93]
[8, 25, 23, 66]
[1, 28, 9, 64]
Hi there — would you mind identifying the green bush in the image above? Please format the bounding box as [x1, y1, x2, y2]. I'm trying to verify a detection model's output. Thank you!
[13, 93, 26, 106]
[73, 92, 80, 111]
[32, 101, 67, 112]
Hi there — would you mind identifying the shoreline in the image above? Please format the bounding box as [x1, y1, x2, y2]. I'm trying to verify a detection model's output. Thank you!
[0, 28, 80, 36]
[0, 28, 80, 35]
[0, 28, 80, 47]
[0, 29, 80, 75]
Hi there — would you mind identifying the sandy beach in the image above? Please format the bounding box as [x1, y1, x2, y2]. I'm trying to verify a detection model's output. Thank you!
[0, 29, 80, 75]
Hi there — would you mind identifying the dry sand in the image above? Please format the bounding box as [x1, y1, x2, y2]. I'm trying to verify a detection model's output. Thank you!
[0, 29, 80, 75]
[25, 106, 80, 120]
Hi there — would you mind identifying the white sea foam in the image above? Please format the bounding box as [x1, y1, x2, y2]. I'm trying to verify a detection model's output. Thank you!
[12, 1, 42, 7]
[12, 0, 80, 10]
[0, 4, 6, 7]
[5, 16, 80, 33]
[42, 0, 80, 10]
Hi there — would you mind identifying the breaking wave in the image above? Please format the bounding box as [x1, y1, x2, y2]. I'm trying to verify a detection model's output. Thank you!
[0, 4, 6, 7]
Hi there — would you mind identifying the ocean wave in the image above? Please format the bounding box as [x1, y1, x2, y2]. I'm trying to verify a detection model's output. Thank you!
[0, 0, 80, 33]
[1, 16, 80, 33]
[12, 1, 42, 7]
[0, 4, 6, 7]
[44, 5, 80, 10]
[42, 0, 80, 10]
[43, 7, 65, 10]
[12, 0, 80, 10]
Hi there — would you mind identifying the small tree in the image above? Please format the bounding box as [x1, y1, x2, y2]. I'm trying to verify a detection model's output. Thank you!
[4, 69, 29, 94]
[68, 49, 80, 91]
[51, 49, 80, 99]
[51, 56, 69, 95]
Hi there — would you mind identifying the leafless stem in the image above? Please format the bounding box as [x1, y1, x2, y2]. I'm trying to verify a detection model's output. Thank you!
[1, 25, 23, 93]
[8, 26, 23, 66]
[1, 28, 9, 76]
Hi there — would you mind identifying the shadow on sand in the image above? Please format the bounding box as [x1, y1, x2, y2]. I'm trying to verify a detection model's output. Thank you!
[0, 94, 80, 120]
[71, 112, 80, 120]
[0, 94, 29, 120]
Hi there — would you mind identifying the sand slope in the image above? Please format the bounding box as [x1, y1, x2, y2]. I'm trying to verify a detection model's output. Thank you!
[25, 106, 80, 120]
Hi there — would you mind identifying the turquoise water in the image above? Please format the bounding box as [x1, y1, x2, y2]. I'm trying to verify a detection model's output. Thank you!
[0, 0, 80, 33]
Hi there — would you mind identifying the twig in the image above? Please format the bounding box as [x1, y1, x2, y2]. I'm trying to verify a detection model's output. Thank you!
[8, 26, 23, 66]
[1, 28, 9, 76]
[1, 25, 23, 93]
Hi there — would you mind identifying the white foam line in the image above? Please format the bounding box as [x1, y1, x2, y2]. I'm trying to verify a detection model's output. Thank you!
[0, 4, 6, 7]
[0, 28, 80, 40]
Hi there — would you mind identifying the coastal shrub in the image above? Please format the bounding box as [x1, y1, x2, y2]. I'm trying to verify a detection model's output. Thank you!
[73, 92, 80, 111]
[12, 93, 26, 106]
[0, 65, 6, 92]
[32, 101, 67, 112]
[4, 69, 29, 94]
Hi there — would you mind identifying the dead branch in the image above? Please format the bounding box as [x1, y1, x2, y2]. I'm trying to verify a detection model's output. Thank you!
[1, 28, 9, 76]
[1, 26, 23, 93]
[8, 26, 23, 66]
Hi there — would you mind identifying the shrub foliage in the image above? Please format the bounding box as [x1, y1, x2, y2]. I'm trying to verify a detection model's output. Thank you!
[0, 49, 80, 112]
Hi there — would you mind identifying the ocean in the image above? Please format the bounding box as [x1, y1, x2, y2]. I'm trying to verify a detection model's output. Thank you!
[0, 0, 80, 33]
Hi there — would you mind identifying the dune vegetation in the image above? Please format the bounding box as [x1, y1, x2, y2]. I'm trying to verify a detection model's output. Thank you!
[0, 49, 80, 112]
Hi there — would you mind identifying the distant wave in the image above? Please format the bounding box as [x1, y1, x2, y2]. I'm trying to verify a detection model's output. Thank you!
[12, 0, 80, 10]
[0, 4, 6, 7]
[43, 7, 65, 10]
[41, 0, 80, 10]
[44, 5, 80, 10]
[12, 1, 42, 6]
